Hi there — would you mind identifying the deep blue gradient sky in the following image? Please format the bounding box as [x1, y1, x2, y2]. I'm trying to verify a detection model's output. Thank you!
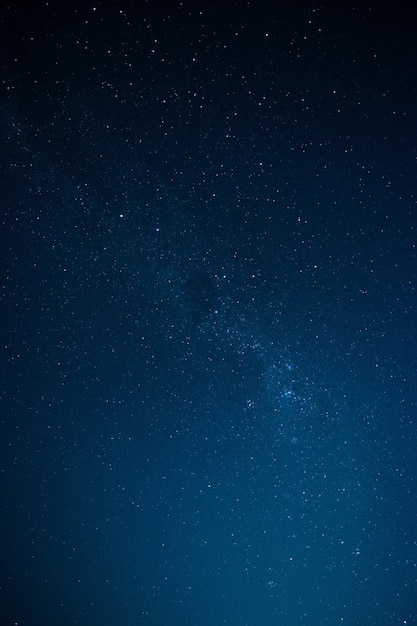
[1, 1, 417, 624]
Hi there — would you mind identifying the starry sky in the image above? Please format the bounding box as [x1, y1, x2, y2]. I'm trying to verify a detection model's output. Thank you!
[1, 1, 417, 624]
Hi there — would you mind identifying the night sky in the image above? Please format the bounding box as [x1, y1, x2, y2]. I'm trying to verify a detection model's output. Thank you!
[1, 1, 417, 624]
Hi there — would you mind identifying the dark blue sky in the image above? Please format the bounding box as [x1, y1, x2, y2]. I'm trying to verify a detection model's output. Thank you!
[1, 1, 417, 624]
